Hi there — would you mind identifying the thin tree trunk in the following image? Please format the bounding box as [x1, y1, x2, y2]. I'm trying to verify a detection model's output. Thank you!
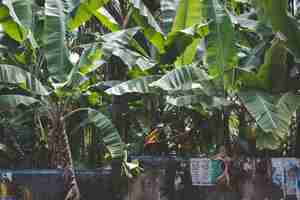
[48, 115, 80, 200]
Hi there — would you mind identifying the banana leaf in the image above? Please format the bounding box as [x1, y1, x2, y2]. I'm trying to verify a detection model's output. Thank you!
[239, 91, 300, 139]
[44, 0, 74, 82]
[171, 0, 205, 65]
[203, 0, 237, 87]
[0, 0, 28, 42]
[0, 95, 39, 108]
[150, 64, 211, 91]
[0, 65, 48, 95]
[129, 0, 165, 53]
[105, 75, 161, 95]
[68, 108, 124, 158]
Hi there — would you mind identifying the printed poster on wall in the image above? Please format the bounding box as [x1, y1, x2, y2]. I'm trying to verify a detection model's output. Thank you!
[271, 158, 300, 198]
[190, 158, 211, 186]
[190, 158, 223, 186]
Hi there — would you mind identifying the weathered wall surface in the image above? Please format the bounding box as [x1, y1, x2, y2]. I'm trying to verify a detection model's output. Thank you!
[0, 157, 292, 200]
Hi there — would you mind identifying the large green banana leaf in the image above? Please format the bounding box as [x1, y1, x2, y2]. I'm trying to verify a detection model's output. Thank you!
[0, 0, 28, 42]
[69, 108, 124, 158]
[276, 92, 300, 137]
[105, 75, 161, 95]
[101, 28, 157, 70]
[203, 0, 237, 85]
[44, 0, 74, 82]
[0, 65, 48, 95]
[239, 91, 300, 139]
[68, 0, 117, 31]
[11, 0, 37, 48]
[129, 0, 165, 53]
[150, 64, 211, 91]
[12, 0, 32, 30]
[171, 0, 204, 65]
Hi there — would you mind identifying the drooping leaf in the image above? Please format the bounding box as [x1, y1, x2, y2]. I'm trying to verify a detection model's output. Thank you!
[69, 108, 124, 158]
[239, 91, 280, 134]
[0, 0, 28, 42]
[129, 0, 165, 53]
[0, 65, 48, 95]
[239, 91, 300, 138]
[171, 0, 204, 65]
[150, 65, 211, 91]
[276, 92, 300, 137]
[44, 0, 73, 82]
[203, 0, 237, 84]
[0, 95, 39, 108]
[105, 75, 161, 95]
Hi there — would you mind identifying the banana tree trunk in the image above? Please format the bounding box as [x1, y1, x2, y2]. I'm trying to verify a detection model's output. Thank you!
[48, 115, 80, 200]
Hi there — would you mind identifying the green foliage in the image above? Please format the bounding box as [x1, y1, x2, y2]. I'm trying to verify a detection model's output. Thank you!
[203, 0, 237, 85]
[171, 0, 205, 65]
[258, 0, 300, 60]
[166, 95, 230, 110]
[0, 0, 300, 165]
[68, 0, 111, 30]
[239, 91, 300, 139]
[101, 28, 157, 70]
[160, 23, 209, 64]
[129, 0, 165, 53]
[0, 95, 39, 107]
[150, 64, 211, 91]
[0, 0, 28, 42]
[238, 35, 288, 93]
[105, 75, 161, 95]
[71, 109, 125, 158]
[160, 0, 179, 33]
[0, 65, 48, 95]
[44, 0, 73, 82]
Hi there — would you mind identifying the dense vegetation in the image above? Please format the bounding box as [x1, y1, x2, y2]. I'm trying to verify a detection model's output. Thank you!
[1, 0, 300, 198]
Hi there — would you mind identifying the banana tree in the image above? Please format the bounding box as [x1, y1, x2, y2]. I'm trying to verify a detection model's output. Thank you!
[0, 0, 126, 199]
